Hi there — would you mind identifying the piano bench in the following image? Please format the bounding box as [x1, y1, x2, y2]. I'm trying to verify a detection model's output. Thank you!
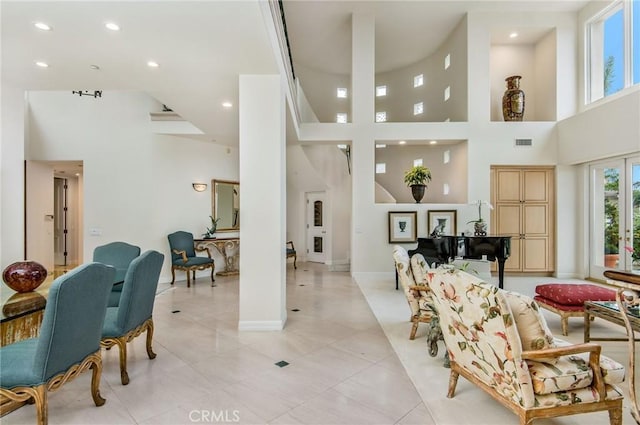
[534, 283, 616, 336]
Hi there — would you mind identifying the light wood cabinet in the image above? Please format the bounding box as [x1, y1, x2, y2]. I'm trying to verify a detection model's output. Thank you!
[491, 166, 555, 273]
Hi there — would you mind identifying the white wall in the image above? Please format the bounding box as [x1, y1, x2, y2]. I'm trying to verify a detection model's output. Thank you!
[25, 161, 54, 270]
[26, 91, 239, 283]
[557, 90, 640, 164]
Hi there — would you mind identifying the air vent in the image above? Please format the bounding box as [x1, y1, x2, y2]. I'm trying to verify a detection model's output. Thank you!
[515, 138, 533, 147]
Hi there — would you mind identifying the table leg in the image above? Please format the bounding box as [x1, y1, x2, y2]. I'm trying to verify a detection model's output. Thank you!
[584, 309, 591, 343]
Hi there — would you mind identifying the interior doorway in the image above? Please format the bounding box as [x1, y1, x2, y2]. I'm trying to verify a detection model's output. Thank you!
[25, 160, 82, 274]
[305, 191, 327, 263]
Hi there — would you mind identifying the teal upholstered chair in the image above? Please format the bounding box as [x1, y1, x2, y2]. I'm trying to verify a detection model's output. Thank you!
[101, 250, 164, 385]
[0, 263, 115, 425]
[286, 240, 297, 269]
[93, 241, 141, 307]
[167, 231, 215, 287]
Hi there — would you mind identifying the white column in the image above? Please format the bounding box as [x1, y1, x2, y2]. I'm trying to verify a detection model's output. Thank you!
[1, 87, 27, 268]
[350, 13, 376, 274]
[238, 74, 287, 331]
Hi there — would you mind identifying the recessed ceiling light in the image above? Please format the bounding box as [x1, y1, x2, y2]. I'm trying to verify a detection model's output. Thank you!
[105, 22, 120, 31]
[509, 32, 519, 38]
[35, 61, 49, 68]
[34, 22, 51, 31]
[429, 140, 438, 145]
[375, 144, 386, 148]
[222, 102, 232, 108]
[147, 61, 159, 68]
[398, 140, 407, 145]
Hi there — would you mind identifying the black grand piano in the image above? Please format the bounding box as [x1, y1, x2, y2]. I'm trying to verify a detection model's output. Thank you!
[405, 235, 511, 289]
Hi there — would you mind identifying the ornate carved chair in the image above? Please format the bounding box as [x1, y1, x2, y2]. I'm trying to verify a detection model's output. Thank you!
[93, 241, 141, 307]
[286, 240, 297, 269]
[0, 263, 115, 425]
[101, 250, 164, 385]
[167, 231, 215, 287]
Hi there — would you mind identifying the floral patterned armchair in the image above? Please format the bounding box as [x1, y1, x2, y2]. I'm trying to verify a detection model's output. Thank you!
[392, 246, 435, 340]
[425, 267, 625, 425]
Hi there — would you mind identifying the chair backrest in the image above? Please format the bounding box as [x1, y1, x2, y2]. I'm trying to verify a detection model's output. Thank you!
[168, 231, 195, 261]
[33, 262, 115, 382]
[93, 241, 140, 282]
[392, 245, 421, 315]
[116, 250, 164, 332]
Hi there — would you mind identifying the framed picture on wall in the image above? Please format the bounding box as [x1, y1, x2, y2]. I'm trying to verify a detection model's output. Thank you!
[427, 210, 457, 237]
[388, 211, 417, 243]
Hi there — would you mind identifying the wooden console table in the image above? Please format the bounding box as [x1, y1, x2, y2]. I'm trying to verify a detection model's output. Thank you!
[195, 238, 239, 276]
[603, 270, 640, 424]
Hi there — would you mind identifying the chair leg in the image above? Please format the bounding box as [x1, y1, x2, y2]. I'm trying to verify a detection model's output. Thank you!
[33, 385, 47, 425]
[186, 270, 191, 288]
[447, 370, 459, 398]
[561, 315, 568, 336]
[608, 406, 623, 425]
[89, 356, 106, 406]
[409, 318, 419, 340]
[146, 320, 157, 360]
[114, 337, 130, 385]
[171, 267, 175, 285]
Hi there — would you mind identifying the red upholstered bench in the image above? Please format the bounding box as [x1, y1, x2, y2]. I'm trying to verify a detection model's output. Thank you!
[534, 283, 616, 336]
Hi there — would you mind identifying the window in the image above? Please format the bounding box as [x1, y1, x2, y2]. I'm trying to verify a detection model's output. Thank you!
[444, 54, 451, 70]
[336, 113, 347, 123]
[413, 74, 424, 87]
[413, 159, 423, 167]
[376, 85, 387, 96]
[337, 88, 347, 98]
[444, 86, 451, 101]
[375, 111, 387, 122]
[587, 0, 639, 103]
[375, 163, 386, 174]
[413, 102, 423, 115]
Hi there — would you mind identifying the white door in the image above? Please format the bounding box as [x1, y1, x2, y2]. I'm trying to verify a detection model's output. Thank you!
[589, 156, 640, 277]
[306, 192, 327, 263]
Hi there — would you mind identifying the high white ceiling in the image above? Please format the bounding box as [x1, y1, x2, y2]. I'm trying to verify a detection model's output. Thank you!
[2, 1, 589, 146]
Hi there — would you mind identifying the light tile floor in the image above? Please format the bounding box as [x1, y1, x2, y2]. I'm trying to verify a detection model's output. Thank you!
[3, 264, 638, 424]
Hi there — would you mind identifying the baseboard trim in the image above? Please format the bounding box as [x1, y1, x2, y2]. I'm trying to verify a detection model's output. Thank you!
[238, 320, 285, 331]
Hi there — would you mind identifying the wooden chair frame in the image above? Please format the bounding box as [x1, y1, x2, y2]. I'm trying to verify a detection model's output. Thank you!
[286, 241, 297, 269]
[101, 318, 155, 385]
[0, 350, 105, 425]
[171, 246, 215, 287]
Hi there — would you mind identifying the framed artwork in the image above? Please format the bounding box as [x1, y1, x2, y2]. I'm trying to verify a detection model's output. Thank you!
[427, 210, 457, 237]
[388, 211, 417, 243]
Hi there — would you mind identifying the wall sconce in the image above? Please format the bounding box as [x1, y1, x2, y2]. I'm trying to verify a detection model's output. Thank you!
[192, 183, 207, 192]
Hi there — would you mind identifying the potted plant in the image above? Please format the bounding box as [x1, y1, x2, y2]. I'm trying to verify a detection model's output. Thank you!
[467, 200, 492, 236]
[203, 215, 220, 239]
[403, 165, 432, 203]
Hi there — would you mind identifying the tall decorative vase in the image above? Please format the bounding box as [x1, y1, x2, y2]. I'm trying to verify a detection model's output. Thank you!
[410, 184, 426, 203]
[502, 75, 525, 121]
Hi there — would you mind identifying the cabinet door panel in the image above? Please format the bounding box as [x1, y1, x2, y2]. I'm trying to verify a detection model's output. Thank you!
[496, 170, 521, 202]
[523, 204, 548, 235]
[504, 238, 521, 271]
[523, 238, 548, 271]
[496, 205, 521, 234]
[523, 170, 549, 202]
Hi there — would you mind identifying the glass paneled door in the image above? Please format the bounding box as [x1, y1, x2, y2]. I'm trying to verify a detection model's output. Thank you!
[589, 156, 640, 277]
[306, 192, 327, 263]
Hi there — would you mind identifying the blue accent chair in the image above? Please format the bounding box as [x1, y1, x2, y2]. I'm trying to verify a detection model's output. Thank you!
[101, 250, 164, 385]
[167, 231, 215, 287]
[0, 262, 115, 425]
[93, 241, 141, 307]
